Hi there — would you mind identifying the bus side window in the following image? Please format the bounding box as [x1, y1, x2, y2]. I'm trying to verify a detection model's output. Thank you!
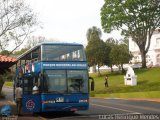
[32, 74, 41, 94]
[32, 47, 41, 61]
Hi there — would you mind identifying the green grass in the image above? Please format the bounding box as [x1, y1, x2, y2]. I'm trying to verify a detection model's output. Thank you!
[90, 68, 160, 98]
[4, 82, 13, 87]
[92, 91, 160, 98]
[3, 68, 160, 98]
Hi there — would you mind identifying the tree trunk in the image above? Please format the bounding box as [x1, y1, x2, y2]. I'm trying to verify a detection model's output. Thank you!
[0, 82, 4, 94]
[0, 75, 4, 95]
[118, 65, 121, 73]
[140, 50, 147, 68]
[97, 64, 101, 76]
[110, 65, 113, 72]
[121, 64, 125, 74]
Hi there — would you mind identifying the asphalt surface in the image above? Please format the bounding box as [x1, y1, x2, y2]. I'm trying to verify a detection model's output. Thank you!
[1, 87, 160, 120]
[2, 87, 13, 100]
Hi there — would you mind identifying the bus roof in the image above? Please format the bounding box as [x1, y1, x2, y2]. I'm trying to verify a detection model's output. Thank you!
[17, 42, 83, 60]
[40, 42, 82, 46]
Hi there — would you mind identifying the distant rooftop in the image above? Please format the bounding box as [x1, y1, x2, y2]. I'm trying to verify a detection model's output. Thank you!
[0, 55, 17, 74]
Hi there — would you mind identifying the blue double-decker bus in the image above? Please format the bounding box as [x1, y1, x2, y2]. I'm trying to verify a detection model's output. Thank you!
[14, 42, 89, 113]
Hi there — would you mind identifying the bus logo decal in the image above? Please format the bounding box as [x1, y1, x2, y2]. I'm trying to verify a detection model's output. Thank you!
[26, 100, 35, 110]
[42, 63, 87, 68]
[56, 97, 64, 103]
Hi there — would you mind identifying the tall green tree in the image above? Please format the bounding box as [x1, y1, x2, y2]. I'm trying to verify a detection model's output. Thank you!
[0, 50, 10, 56]
[110, 43, 131, 73]
[101, 0, 160, 68]
[13, 48, 28, 56]
[105, 38, 118, 72]
[86, 26, 109, 75]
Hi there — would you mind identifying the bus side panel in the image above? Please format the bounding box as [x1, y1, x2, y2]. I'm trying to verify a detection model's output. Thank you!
[22, 94, 41, 113]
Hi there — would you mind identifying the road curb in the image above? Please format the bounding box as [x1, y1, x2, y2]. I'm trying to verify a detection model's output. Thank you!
[113, 98, 160, 103]
[92, 97, 160, 103]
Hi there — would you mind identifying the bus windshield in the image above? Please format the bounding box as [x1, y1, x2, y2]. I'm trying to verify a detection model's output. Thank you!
[43, 70, 88, 93]
[42, 44, 86, 61]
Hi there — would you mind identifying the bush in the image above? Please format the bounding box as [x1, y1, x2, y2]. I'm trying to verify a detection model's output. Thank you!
[3, 72, 14, 81]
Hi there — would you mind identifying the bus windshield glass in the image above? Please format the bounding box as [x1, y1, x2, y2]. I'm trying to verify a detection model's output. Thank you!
[42, 44, 86, 61]
[43, 70, 88, 93]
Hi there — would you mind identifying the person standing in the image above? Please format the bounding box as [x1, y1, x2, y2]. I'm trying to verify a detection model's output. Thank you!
[15, 83, 22, 115]
[104, 75, 109, 87]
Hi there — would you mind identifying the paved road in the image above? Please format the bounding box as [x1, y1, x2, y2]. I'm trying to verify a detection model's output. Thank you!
[2, 87, 13, 100]
[2, 87, 160, 120]
[41, 98, 160, 120]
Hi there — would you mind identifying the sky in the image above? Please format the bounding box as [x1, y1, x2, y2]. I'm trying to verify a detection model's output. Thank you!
[26, 0, 123, 46]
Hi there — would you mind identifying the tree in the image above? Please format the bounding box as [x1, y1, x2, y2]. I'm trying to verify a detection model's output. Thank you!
[26, 36, 46, 49]
[13, 48, 28, 56]
[0, 0, 38, 96]
[101, 0, 160, 68]
[120, 37, 129, 46]
[110, 43, 132, 73]
[86, 26, 102, 68]
[26, 36, 60, 49]
[105, 38, 118, 72]
[0, 50, 10, 55]
[0, 0, 38, 54]
[86, 26, 109, 75]
[0, 75, 4, 97]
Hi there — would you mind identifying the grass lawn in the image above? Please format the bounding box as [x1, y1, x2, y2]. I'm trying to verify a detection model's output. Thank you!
[90, 67, 160, 98]
[4, 68, 160, 98]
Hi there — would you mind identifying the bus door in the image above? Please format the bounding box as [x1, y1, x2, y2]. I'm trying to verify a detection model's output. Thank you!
[13, 76, 23, 101]
[13, 77, 16, 101]
[22, 74, 41, 113]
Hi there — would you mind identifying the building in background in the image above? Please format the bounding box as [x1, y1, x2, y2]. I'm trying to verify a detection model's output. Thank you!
[129, 29, 160, 67]
[0, 55, 17, 74]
